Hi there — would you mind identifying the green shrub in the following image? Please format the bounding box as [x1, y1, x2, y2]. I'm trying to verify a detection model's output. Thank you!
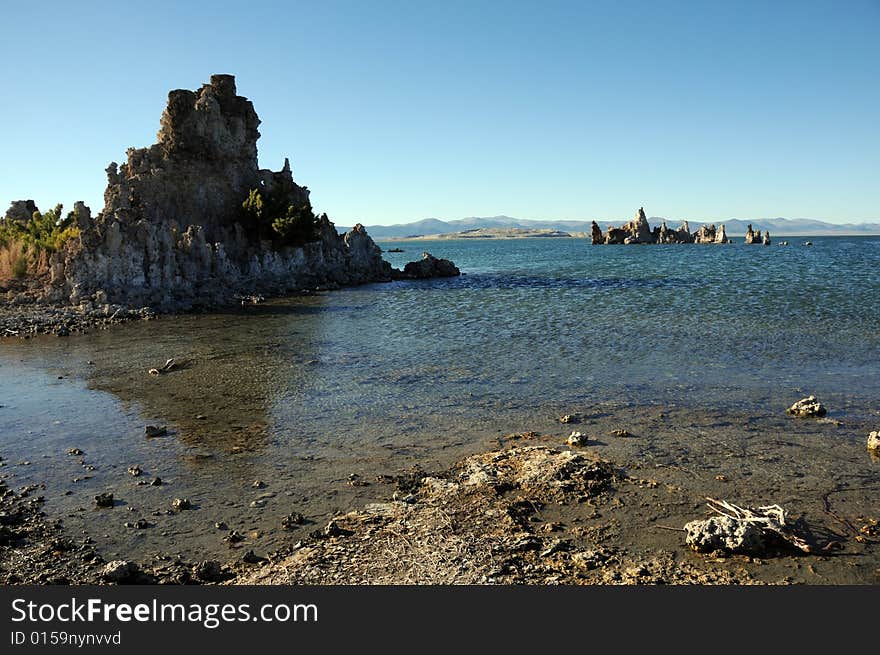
[241, 189, 319, 247]
[0, 203, 80, 279]
[0, 203, 81, 253]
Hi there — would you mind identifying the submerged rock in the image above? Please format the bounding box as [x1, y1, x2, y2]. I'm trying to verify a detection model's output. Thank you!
[786, 396, 827, 418]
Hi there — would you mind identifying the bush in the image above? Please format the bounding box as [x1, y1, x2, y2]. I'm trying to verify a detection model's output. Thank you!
[241, 189, 319, 247]
[0, 203, 81, 279]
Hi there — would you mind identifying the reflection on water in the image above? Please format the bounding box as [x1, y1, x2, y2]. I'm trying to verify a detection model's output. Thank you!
[0, 236, 878, 577]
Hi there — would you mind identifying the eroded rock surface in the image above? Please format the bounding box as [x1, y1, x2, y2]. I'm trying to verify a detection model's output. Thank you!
[44, 75, 396, 308]
[393, 252, 460, 280]
[592, 208, 728, 246]
[786, 396, 827, 418]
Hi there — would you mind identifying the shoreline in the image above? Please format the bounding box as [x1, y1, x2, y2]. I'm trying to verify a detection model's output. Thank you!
[3, 420, 877, 585]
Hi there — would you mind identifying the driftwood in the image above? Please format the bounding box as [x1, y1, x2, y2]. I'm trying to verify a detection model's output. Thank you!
[704, 497, 812, 553]
[148, 358, 176, 376]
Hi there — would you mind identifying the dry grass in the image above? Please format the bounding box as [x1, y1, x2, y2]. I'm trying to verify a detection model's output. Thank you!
[0, 238, 52, 280]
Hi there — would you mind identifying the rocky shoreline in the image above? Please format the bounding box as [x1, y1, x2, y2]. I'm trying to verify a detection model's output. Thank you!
[4, 414, 876, 585]
[0, 249, 460, 339]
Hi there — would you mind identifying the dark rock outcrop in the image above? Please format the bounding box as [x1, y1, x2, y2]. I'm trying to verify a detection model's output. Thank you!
[393, 252, 460, 279]
[4, 200, 39, 226]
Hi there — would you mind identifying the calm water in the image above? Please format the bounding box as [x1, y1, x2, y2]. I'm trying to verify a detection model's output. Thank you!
[1, 236, 878, 574]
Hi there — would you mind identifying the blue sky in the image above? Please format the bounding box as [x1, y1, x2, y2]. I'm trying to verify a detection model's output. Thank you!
[1, 0, 878, 225]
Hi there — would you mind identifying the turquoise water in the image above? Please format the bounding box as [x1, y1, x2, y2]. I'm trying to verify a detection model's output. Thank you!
[377, 236, 880, 407]
[0, 236, 878, 569]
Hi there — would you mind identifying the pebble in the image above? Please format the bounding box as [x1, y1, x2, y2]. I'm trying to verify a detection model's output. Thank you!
[94, 492, 114, 508]
[67, 448, 84, 456]
[281, 512, 305, 529]
[124, 518, 151, 529]
[144, 425, 167, 438]
[566, 431, 587, 446]
[127, 465, 142, 477]
[171, 498, 191, 511]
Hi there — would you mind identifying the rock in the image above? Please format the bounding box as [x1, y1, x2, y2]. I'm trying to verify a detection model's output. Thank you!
[67, 448, 83, 456]
[124, 518, 150, 529]
[171, 498, 192, 511]
[684, 516, 769, 554]
[127, 465, 142, 477]
[193, 560, 225, 582]
[4, 200, 40, 226]
[786, 396, 827, 418]
[610, 429, 631, 438]
[241, 550, 263, 564]
[621, 207, 654, 244]
[281, 512, 305, 529]
[323, 520, 343, 537]
[393, 252, 460, 279]
[692, 224, 717, 244]
[566, 431, 587, 446]
[590, 221, 604, 245]
[558, 414, 578, 424]
[101, 560, 139, 583]
[22, 74, 394, 310]
[714, 224, 729, 243]
[745, 224, 760, 244]
[149, 477, 162, 486]
[867, 431, 880, 453]
[251, 480, 266, 489]
[144, 425, 167, 438]
[672, 221, 693, 244]
[94, 492, 114, 508]
[762, 230, 771, 246]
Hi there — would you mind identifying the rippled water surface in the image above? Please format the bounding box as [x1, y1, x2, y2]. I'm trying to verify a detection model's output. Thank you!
[1, 236, 879, 576]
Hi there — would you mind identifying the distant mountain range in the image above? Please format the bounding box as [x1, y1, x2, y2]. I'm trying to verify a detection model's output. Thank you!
[339, 215, 880, 239]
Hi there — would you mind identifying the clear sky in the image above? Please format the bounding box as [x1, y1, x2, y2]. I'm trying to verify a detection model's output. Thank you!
[1, 0, 878, 225]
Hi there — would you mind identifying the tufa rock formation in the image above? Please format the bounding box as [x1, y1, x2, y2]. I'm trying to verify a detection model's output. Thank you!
[744, 224, 771, 245]
[392, 252, 460, 280]
[591, 209, 727, 245]
[5, 75, 455, 310]
[786, 396, 827, 418]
